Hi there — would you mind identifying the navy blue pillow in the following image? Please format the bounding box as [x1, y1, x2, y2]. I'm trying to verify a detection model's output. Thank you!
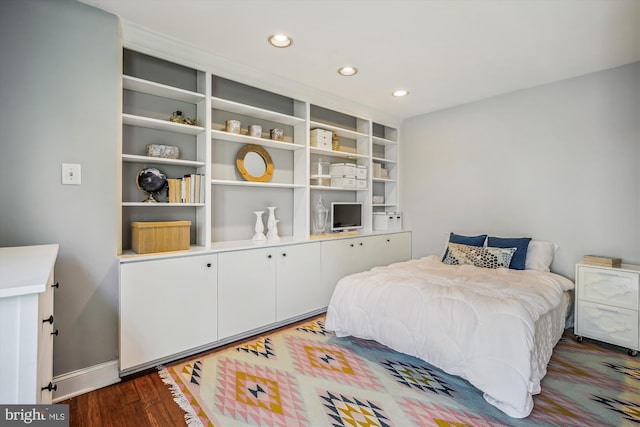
[487, 236, 531, 270]
[442, 233, 487, 261]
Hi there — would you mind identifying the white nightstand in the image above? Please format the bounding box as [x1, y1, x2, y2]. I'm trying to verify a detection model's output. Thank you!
[574, 263, 640, 356]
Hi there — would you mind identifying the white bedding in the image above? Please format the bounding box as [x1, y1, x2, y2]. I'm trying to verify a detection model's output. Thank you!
[325, 255, 574, 418]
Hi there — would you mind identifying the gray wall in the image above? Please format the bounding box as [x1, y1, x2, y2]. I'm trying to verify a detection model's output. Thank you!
[401, 63, 640, 279]
[0, 0, 120, 375]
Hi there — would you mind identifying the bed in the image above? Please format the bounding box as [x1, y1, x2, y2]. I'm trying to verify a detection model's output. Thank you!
[325, 236, 574, 418]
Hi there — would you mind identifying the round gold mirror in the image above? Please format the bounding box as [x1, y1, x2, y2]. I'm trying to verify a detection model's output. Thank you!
[236, 144, 274, 182]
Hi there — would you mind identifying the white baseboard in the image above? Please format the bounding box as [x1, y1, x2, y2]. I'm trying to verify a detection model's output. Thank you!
[52, 360, 120, 402]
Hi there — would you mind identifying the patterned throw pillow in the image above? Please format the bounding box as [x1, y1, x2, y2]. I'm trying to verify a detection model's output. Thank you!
[442, 243, 517, 269]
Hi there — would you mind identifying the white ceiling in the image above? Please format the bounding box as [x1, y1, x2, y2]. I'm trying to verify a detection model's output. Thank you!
[80, 0, 640, 121]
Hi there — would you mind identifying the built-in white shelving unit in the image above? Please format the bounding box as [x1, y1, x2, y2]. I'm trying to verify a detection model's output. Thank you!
[119, 49, 400, 255]
[118, 47, 409, 377]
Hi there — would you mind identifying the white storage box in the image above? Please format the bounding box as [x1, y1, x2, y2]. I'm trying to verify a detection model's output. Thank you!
[310, 128, 333, 149]
[373, 212, 403, 231]
[379, 167, 389, 179]
[356, 165, 367, 179]
[356, 179, 366, 189]
[330, 163, 357, 178]
[331, 177, 357, 189]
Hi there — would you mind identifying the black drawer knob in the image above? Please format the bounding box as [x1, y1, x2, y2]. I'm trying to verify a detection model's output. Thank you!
[268, 254, 272, 259]
[41, 382, 57, 392]
[51, 329, 59, 336]
[282, 253, 287, 257]
[52, 282, 59, 289]
[206, 263, 212, 268]
[43, 315, 54, 324]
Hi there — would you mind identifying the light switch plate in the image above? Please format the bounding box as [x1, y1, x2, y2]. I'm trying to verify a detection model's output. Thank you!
[62, 163, 81, 185]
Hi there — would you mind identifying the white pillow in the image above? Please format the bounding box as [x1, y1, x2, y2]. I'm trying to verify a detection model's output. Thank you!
[525, 240, 558, 272]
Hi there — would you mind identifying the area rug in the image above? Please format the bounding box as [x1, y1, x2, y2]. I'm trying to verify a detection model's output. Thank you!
[159, 316, 640, 426]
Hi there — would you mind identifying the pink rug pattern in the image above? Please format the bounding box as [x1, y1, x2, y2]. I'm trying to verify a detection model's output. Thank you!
[159, 316, 640, 426]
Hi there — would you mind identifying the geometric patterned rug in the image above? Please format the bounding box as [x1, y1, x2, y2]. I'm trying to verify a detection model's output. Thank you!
[159, 315, 640, 426]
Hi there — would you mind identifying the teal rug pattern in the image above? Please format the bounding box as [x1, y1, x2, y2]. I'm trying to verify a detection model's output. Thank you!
[160, 316, 640, 426]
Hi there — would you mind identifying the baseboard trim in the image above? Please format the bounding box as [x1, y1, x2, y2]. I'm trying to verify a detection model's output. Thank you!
[52, 360, 120, 402]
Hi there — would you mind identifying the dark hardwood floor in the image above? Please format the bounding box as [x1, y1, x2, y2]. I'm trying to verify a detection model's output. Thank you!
[62, 370, 187, 427]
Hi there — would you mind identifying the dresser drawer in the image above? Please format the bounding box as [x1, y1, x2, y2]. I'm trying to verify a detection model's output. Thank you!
[576, 300, 639, 349]
[577, 266, 639, 310]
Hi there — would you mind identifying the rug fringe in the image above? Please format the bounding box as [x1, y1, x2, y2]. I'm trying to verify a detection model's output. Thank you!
[158, 366, 205, 427]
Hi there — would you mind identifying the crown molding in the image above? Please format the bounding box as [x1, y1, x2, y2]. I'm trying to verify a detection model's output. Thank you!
[120, 20, 401, 127]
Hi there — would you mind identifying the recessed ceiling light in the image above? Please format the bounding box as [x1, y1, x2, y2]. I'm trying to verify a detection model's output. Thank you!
[268, 34, 292, 48]
[392, 89, 409, 97]
[338, 66, 358, 76]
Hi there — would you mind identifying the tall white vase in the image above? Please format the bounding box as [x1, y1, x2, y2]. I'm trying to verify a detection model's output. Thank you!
[252, 211, 266, 241]
[266, 206, 280, 241]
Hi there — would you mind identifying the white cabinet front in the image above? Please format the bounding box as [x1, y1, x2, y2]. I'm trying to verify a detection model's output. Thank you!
[321, 233, 412, 296]
[366, 232, 412, 269]
[321, 238, 367, 297]
[276, 243, 322, 321]
[218, 248, 276, 340]
[120, 254, 218, 371]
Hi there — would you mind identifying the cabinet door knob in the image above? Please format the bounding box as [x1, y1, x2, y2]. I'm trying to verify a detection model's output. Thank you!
[282, 253, 287, 257]
[43, 315, 54, 324]
[387, 239, 390, 242]
[51, 329, 59, 336]
[359, 242, 363, 246]
[206, 263, 212, 268]
[52, 282, 59, 289]
[41, 382, 57, 392]
[267, 254, 272, 259]
[350, 244, 354, 247]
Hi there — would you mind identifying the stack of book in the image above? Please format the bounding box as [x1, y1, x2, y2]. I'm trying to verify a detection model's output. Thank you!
[167, 174, 205, 204]
[582, 255, 622, 268]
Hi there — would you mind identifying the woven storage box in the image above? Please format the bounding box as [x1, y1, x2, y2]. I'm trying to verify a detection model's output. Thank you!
[131, 221, 191, 254]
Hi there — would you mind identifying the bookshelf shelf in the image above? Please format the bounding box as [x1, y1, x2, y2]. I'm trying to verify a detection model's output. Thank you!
[212, 97, 305, 126]
[122, 154, 205, 168]
[122, 113, 205, 135]
[123, 75, 205, 103]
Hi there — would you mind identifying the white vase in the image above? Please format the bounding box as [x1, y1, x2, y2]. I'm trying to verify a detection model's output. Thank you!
[252, 211, 266, 241]
[266, 207, 280, 241]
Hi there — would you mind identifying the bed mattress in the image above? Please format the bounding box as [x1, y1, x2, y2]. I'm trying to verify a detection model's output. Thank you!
[325, 255, 574, 418]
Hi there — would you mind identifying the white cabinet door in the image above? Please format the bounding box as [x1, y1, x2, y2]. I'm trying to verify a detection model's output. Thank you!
[321, 233, 412, 298]
[218, 248, 276, 340]
[276, 243, 322, 321]
[321, 238, 366, 297]
[367, 232, 412, 269]
[120, 254, 218, 371]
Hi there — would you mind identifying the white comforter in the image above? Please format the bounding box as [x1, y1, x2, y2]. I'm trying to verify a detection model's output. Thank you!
[325, 255, 574, 418]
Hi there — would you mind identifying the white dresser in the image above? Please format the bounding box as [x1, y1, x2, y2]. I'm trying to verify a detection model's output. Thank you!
[0, 244, 59, 403]
[574, 263, 639, 356]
